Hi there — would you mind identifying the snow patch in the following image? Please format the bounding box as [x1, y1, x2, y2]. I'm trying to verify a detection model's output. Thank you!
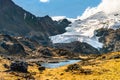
[24, 13, 27, 19]
[50, 0, 120, 49]
[50, 12, 120, 49]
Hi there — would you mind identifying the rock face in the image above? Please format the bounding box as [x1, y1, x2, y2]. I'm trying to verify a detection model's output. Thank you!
[1, 42, 25, 54]
[10, 61, 28, 73]
[35, 47, 76, 58]
[0, 34, 78, 59]
[38, 48, 53, 57]
[54, 19, 71, 34]
[0, 34, 26, 55]
[96, 28, 120, 53]
[54, 49, 72, 56]
[20, 40, 36, 51]
[54, 41, 99, 54]
[0, 0, 71, 45]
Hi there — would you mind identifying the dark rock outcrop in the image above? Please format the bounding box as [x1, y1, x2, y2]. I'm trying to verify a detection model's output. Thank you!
[10, 61, 28, 73]
[66, 63, 92, 75]
[54, 19, 71, 34]
[38, 48, 53, 57]
[54, 49, 72, 56]
[32, 47, 78, 59]
[3, 64, 9, 69]
[0, 34, 26, 55]
[1, 42, 25, 54]
[110, 54, 120, 59]
[66, 64, 82, 72]
[52, 49, 77, 58]
[54, 41, 100, 54]
[19, 38, 37, 51]
[96, 28, 120, 53]
[38, 66, 46, 72]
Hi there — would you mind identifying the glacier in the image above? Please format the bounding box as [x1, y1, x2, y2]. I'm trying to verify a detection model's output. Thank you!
[50, 12, 120, 49]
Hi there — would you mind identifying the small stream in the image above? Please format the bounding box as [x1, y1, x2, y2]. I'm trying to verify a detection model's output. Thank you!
[41, 60, 80, 68]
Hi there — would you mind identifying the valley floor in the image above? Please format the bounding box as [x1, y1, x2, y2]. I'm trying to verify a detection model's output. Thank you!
[35, 58, 120, 80]
[1, 52, 120, 80]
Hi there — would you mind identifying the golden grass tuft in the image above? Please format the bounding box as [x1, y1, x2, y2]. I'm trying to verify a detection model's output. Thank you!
[1, 52, 120, 80]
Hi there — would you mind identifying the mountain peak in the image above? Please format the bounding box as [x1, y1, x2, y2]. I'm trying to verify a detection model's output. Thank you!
[0, 0, 71, 45]
[50, 10, 120, 49]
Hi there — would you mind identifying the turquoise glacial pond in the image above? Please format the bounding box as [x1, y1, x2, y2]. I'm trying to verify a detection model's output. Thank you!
[41, 60, 81, 68]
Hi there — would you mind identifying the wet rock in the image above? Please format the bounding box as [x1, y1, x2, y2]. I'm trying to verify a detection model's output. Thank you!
[10, 61, 28, 73]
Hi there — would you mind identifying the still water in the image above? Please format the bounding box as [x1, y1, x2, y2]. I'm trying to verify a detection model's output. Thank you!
[41, 60, 80, 68]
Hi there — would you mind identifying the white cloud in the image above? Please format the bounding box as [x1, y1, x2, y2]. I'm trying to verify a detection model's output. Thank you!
[39, 0, 49, 3]
[79, 0, 120, 20]
[52, 16, 76, 22]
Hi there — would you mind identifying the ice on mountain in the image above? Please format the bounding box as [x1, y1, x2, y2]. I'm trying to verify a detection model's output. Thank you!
[50, 12, 120, 49]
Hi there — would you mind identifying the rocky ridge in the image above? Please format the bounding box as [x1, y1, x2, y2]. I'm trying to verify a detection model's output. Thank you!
[0, 0, 71, 46]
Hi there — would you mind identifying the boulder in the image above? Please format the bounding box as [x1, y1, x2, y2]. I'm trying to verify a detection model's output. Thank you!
[66, 64, 92, 75]
[38, 66, 46, 72]
[3, 64, 9, 69]
[10, 61, 28, 73]
[66, 64, 82, 72]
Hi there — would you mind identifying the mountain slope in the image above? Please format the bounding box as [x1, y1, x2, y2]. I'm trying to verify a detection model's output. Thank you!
[0, 0, 70, 45]
[50, 11, 120, 49]
[54, 41, 99, 54]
